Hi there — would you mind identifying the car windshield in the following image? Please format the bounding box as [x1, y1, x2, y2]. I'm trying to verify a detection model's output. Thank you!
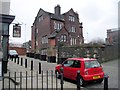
[63, 60, 74, 67]
[85, 60, 101, 68]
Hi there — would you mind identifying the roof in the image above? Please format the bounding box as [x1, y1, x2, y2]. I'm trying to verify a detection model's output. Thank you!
[37, 8, 65, 22]
[0, 14, 15, 24]
[50, 14, 64, 22]
[48, 30, 58, 39]
[35, 7, 78, 24]
[62, 8, 79, 19]
[67, 58, 97, 61]
[48, 26, 69, 39]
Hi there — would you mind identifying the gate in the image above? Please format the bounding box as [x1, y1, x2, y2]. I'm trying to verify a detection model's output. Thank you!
[2, 70, 109, 90]
[2, 70, 63, 90]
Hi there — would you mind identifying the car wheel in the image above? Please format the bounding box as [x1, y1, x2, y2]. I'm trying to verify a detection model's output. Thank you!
[80, 77, 85, 86]
[55, 70, 60, 78]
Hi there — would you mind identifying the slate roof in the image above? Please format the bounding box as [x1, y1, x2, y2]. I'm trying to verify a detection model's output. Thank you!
[50, 14, 64, 22]
[48, 30, 58, 39]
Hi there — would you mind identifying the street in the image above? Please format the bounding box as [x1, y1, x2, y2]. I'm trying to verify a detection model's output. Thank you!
[86, 59, 119, 89]
[2, 56, 119, 90]
[19, 56, 119, 89]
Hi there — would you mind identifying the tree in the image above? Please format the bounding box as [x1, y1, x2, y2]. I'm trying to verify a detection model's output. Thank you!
[89, 38, 105, 45]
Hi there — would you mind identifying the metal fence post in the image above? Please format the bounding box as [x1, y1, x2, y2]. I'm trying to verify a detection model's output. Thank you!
[46, 70, 48, 89]
[2, 73, 4, 90]
[31, 71, 33, 90]
[56, 72, 58, 89]
[11, 57, 13, 61]
[77, 70, 81, 90]
[42, 71, 43, 89]
[36, 71, 38, 90]
[20, 72, 22, 90]
[60, 67, 64, 90]
[104, 74, 109, 90]
[14, 58, 16, 63]
[51, 70, 53, 89]
[14, 72, 16, 90]
[9, 72, 10, 89]
[26, 71, 27, 89]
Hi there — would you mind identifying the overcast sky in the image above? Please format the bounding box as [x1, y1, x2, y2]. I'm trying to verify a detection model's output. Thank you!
[9, 0, 119, 44]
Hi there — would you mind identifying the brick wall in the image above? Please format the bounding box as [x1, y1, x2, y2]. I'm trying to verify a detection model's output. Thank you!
[9, 47, 26, 55]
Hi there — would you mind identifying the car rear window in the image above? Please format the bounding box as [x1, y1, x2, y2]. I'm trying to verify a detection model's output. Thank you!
[84, 60, 101, 68]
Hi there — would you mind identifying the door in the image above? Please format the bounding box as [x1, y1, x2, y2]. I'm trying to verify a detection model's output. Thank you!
[62, 60, 74, 79]
[69, 60, 81, 80]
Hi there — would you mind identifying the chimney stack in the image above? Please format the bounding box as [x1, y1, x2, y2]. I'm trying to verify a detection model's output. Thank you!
[54, 5, 61, 16]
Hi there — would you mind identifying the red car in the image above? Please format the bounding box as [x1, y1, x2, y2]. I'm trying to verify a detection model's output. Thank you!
[55, 58, 104, 86]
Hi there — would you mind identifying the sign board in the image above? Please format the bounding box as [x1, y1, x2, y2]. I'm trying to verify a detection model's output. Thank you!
[13, 24, 21, 37]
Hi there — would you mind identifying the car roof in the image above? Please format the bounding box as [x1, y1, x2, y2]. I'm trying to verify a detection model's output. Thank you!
[67, 58, 97, 61]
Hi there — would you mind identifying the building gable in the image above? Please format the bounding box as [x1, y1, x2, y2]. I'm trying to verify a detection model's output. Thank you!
[33, 8, 50, 25]
[63, 8, 79, 19]
[48, 26, 69, 39]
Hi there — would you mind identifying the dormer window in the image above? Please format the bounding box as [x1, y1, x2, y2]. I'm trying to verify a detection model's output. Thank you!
[69, 15, 75, 22]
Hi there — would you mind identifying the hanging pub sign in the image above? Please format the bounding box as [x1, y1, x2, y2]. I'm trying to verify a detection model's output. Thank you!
[13, 24, 21, 37]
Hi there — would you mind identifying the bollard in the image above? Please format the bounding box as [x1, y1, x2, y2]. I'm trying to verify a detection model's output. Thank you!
[104, 74, 109, 90]
[21, 58, 23, 66]
[39, 62, 41, 74]
[31, 60, 33, 70]
[14, 58, 16, 63]
[77, 70, 81, 90]
[25, 59, 27, 68]
[11, 57, 13, 61]
[60, 67, 64, 90]
[17, 57, 19, 64]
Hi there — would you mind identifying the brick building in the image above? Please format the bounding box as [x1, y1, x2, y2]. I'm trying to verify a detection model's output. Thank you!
[31, 5, 84, 61]
[106, 28, 120, 45]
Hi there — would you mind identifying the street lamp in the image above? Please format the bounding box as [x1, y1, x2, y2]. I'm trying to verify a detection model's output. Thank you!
[0, 14, 15, 73]
[57, 38, 60, 64]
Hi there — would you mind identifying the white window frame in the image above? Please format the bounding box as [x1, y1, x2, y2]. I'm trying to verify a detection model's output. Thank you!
[69, 15, 75, 22]
[69, 26, 76, 32]
[60, 34, 67, 42]
[70, 38, 77, 45]
[54, 21, 62, 31]
[41, 35, 48, 44]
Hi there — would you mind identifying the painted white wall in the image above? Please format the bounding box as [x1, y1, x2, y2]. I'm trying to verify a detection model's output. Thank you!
[0, 0, 10, 15]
